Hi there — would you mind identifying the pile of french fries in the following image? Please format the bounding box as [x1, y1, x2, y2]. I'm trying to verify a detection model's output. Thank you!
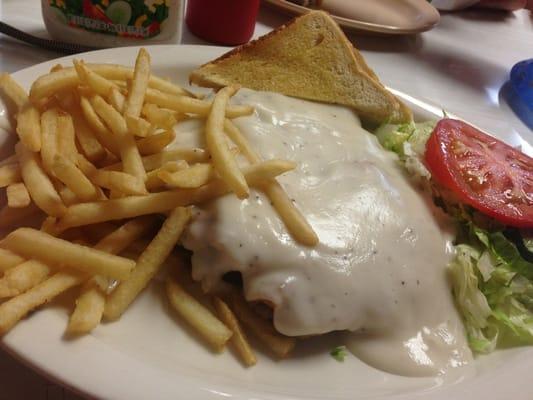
[0, 48, 318, 366]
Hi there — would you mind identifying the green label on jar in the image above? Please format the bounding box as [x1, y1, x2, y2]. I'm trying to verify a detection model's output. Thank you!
[49, 0, 170, 38]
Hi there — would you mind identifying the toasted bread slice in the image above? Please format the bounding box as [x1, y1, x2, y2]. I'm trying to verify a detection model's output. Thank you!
[189, 11, 412, 124]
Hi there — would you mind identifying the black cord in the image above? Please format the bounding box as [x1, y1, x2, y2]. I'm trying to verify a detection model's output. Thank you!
[0, 21, 98, 54]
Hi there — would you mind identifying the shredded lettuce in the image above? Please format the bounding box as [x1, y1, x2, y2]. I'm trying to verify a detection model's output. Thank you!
[522, 236, 533, 254]
[375, 121, 436, 182]
[374, 122, 414, 155]
[452, 226, 533, 352]
[449, 244, 497, 353]
[330, 345, 348, 362]
[374, 120, 533, 355]
[375, 121, 436, 159]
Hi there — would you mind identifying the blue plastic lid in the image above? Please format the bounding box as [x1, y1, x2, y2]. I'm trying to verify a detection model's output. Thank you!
[507, 59, 533, 129]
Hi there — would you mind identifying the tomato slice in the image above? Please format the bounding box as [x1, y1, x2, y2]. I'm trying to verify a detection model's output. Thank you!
[425, 118, 533, 228]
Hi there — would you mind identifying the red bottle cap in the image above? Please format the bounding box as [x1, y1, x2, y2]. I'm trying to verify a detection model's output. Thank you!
[186, 0, 260, 45]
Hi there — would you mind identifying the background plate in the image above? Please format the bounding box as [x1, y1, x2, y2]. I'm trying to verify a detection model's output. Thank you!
[262, 0, 440, 35]
[1, 45, 533, 400]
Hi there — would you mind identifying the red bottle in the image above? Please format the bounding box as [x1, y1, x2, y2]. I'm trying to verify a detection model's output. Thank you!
[186, 0, 260, 45]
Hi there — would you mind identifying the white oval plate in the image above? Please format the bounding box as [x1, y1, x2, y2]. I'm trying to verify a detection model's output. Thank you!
[2, 45, 533, 400]
[262, 0, 440, 35]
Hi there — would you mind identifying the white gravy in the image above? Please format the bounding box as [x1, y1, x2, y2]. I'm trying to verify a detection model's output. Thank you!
[178, 89, 472, 376]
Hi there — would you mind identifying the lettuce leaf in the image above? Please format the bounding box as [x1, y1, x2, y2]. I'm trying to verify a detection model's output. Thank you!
[449, 244, 497, 353]
[450, 225, 533, 353]
[488, 232, 533, 279]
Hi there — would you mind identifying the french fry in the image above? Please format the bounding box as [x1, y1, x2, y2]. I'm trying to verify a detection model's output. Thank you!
[56, 112, 78, 164]
[100, 151, 120, 166]
[33, 96, 60, 112]
[49, 64, 63, 73]
[66, 281, 105, 334]
[243, 160, 295, 182]
[30, 64, 191, 102]
[0, 163, 21, 187]
[0, 203, 42, 229]
[80, 96, 121, 156]
[30, 67, 80, 102]
[52, 155, 100, 202]
[231, 295, 296, 358]
[57, 188, 204, 228]
[0, 248, 25, 274]
[144, 88, 254, 118]
[146, 160, 188, 191]
[92, 216, 156, 292]
[76, 157, 131, 196]
[145, 75, 192, 97]
[224, 119, 318, 246]
[104, 207, 191, 320]
[0, 270, 86, 335]
[54, 87, 77, 109]
[40, 108, 59, 174]
[136, 130, 175, 155]
[68, 216, 158, 333]
[57, 160, 296, 228]
[206, 86, 248, 199]
[0, 260, 52, 299]
[16, 142, 66, 217]
[213, 296, 257, 366]
[0, 73, 28, 109]
[0, 154, 18, 167]
[16, 103, 42, 152]
[91, 170, 147, 196]
[90, 95, 146, 183]
[158, 163, 213, 189]
[166, 279, 232, 351]
[223, 119, 259, 163]
[94, 216, 157, 254]
[142, 103, 178, 129]
[40, 216, 67, 237]
[110, 79, 128, 90]
[58, 186, 79, 206]
[67, 105, 107, 163]
[261, 182, 318, 246]
[125, 115, 154, 138]
[78, 85, 96, 98]
[6, 182, 31, 208]
[105, 148, 208, 172]
[139, 148, 208, 169]
[89, 95, 127, 135]
[1, 228, 135, 280]
[124, 48, 150, 118]
[108, 87, 125, 113]
[73, 59, 119, 98]
[75, 152, 98, 175]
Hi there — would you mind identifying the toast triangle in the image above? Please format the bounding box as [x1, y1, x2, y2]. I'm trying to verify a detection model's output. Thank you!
[189, 11, 412, 124]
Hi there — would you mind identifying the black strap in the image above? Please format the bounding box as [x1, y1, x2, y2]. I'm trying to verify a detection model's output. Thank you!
[0, 21, 98, 54]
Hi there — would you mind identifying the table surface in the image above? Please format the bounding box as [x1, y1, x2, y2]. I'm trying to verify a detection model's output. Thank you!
[0, 1, 532, 399]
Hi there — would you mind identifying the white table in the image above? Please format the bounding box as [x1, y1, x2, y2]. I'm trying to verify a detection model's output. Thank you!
[0, 1, 531, 398]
